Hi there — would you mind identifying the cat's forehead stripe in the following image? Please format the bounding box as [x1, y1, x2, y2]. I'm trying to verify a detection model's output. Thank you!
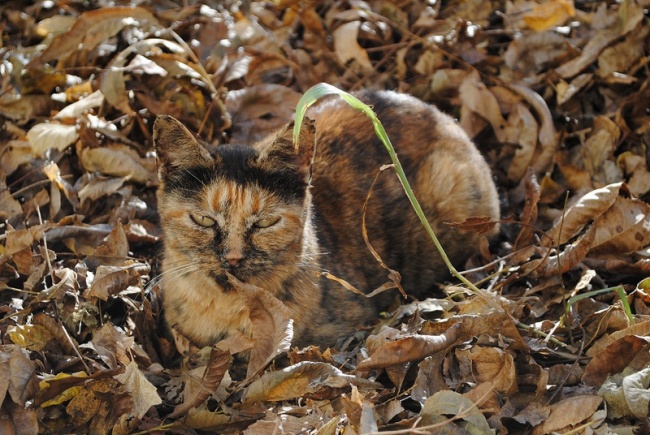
[209, 182, 264, 214]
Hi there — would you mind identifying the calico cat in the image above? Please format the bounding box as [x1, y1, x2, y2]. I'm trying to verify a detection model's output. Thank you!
[153, 90, 500, 349]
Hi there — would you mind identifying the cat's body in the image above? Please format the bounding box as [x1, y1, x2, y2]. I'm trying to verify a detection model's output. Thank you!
[154, 90, 499, 349]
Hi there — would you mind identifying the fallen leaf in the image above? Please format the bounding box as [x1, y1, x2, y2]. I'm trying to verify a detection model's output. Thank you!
[332, 21, 373, 72]
[7, 324, 53, 351]
[583, 335, 650, 387]
[460, 72, 508, 142]
[545, 182, 625, 246]
[28, 7, 159, 68]
[599, 366, 650, 420]
[54, 90, 104, 120]
[420, 390, 492, 433]
[168, 347, 231, 418]
[456, 345, 518, 395]
[533, 395, 602, 434]
[358, 324, 461, 370]
[7, 345, 39, 406]
[227, 274, 293, 379]
[241, 362, 382, 405]
[85, 263, 149, 301]
[523, 0, 576, 31]
[26, 122, 79, 157]
[505, 104, 539, 183]
[79, 145, 156, 185]
[114, 360, 162, 419]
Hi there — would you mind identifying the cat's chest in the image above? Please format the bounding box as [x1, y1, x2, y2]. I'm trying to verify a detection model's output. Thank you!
[162, 270, 251, 346]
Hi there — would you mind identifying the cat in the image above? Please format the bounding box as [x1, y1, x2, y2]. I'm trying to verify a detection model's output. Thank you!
[153, 89, 500, 349]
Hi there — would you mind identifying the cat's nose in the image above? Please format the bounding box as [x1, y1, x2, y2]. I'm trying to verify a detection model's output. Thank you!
[224, 251, 245, 267]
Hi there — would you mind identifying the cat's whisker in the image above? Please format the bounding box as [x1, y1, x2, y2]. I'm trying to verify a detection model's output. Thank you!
[146, 262, 201, 290]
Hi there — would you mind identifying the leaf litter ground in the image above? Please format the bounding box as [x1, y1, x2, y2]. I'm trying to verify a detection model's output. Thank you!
[1, 0, 650, 433]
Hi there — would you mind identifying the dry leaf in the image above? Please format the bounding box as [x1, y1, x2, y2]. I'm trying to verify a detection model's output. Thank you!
[168, 347, 231, 419]
[26, 122, 79, 157]
[86, 263, 149, 301]
[421, 390, 492, 433]
[533, 395, 602, 434]
[7, 345, 39, 406]
[7, 324, 53, 351]
[241, 362, 382, 405]
[332, 21, 373, 72]
[227, 274, 293, 379]
[357, 324, 461, 370]
[460, 72, 507, 142]
[599, 366, 650, 420]
[54, 90, 104, 120]
[79, 145, 155, 184]
[545, 182, 625, 246]
[523, 0, 576, 31]
[28, 7, 159, 68]
[583, 335, 650, 387]
[456, 345, 518, 395]
[114, 361, 162, 419]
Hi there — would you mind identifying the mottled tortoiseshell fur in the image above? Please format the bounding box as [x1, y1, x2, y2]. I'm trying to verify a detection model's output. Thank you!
[154, 90, 500, 348]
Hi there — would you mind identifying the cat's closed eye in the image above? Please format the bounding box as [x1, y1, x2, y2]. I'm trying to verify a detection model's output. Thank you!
[190, 213, 216, 228]
[253, 217, 280, 229]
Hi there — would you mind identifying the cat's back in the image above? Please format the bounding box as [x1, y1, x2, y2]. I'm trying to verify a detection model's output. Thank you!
[305, 90, 499, 299]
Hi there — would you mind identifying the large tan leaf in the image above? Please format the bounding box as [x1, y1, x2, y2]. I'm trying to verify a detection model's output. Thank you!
[545, 182, 624, 246]
[524, 224, 596, 277]
[89, 221, 130, 267]
[583, 335, 650, 387]
[79, 145, 156, 184]
[522, 0, 575, 31]
[8, 346, 39, 406]
[533, 395, 602, 434]
[456, 345, 517, 395]
[357, 324, 461, 370]
[588, 320, 650, 357]
[420, 390, 492, 433]
[227, 274, 293, 379]
[114, 361, 162, 419]
[597, 26, 649, 78]
[459, 72, 507, 142]
[54, 90, 104, 120]
[508, 84, 558, 175]
[241, 362, 382, 405]
[332, 21, 373, 72]
[78, 176, 127, 206]
[505, 103, 538, 182]
[168, 347, 230, 419]
[590, 196, 650, 255]
[555, 1, 643, 78]
[85, 262, 150, 301]
[600, 366, 650, 420]
[26, 122, 78, 157]
[29, 7, 159, 68]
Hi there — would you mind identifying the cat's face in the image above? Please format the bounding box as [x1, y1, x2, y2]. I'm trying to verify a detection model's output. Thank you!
[154, 116, 315, 289]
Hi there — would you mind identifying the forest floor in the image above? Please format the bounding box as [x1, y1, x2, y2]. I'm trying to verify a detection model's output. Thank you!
[1, 0, 650, 433]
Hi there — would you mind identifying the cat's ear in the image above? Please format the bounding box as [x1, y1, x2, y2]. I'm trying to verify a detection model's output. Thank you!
[257, 118, 316, 181]
[153, 115, 213, 178]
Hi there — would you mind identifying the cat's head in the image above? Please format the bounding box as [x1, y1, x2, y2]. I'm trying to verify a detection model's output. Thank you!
[153, 115, 315, 290]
